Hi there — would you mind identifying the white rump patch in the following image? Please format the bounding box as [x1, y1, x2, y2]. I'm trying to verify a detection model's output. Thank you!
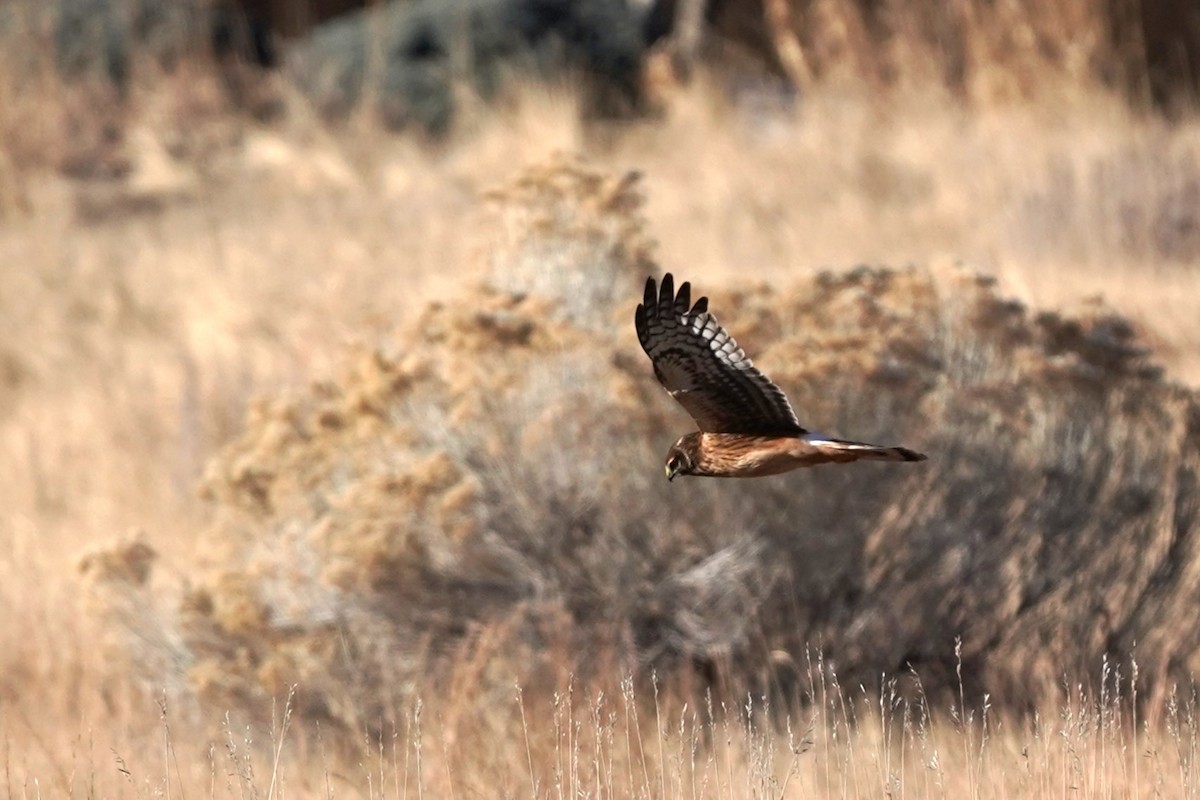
[801, 432, 872, 448]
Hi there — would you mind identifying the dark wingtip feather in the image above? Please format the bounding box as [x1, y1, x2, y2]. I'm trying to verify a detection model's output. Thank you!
[897, 448, 928, 462]
[643, 276, 656, 310]
[659, 273, 675, 309]
[675, 281, 692, 315]
[691, 296, 708, 315]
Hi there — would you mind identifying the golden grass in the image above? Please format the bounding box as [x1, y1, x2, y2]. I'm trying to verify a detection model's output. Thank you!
[8, 654, 1200, 798]
[2, 22, 1200, 795]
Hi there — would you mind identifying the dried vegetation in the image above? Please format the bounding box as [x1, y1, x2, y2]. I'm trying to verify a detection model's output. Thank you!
[4, 1, 1200, 795]
[70, 160, 1200, 747]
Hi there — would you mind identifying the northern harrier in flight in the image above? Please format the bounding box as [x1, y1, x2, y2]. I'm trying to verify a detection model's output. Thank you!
[635, 274, 926, 480]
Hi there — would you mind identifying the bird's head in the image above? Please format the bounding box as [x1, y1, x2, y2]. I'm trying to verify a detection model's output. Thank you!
[664, 433, 701, 482]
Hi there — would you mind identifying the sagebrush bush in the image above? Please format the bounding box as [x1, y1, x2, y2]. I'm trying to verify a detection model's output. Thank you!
[82, 160, 1200, 740]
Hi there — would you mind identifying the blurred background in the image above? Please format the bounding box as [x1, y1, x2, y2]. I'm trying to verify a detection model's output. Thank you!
[2, 0, 1200, 796]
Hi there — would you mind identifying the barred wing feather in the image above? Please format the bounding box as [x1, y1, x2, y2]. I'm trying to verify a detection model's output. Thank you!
[634, 274, 805, 435]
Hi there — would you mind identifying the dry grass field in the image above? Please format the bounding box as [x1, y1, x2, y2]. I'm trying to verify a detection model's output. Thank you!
[3, 1, 1200, 796]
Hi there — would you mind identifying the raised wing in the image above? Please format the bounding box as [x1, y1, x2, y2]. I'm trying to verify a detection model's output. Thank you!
[634, 274, 805, 435]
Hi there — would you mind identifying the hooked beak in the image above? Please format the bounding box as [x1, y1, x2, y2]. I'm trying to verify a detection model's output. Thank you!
[665, 463, 677, 482]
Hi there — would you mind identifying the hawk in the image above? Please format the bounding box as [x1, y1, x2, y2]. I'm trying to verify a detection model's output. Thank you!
[635, 274, 927, 480]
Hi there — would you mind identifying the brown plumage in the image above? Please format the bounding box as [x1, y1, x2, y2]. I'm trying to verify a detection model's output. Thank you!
[635, 274, 927, 480]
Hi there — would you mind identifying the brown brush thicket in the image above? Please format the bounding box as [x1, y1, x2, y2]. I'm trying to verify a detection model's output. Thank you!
[702, 0, 1199, 108]
[81, 159, 1200, 737]
[10, 0, 1199, 155]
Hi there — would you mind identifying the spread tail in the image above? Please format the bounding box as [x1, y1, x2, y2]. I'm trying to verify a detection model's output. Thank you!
[804, 435, 927, 463]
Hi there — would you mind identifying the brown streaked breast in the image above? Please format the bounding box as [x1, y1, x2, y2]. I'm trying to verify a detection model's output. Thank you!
[695, 433, 825, 477]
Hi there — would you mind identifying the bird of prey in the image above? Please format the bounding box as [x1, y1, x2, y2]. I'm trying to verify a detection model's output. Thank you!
[635, 274, 927, 480]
